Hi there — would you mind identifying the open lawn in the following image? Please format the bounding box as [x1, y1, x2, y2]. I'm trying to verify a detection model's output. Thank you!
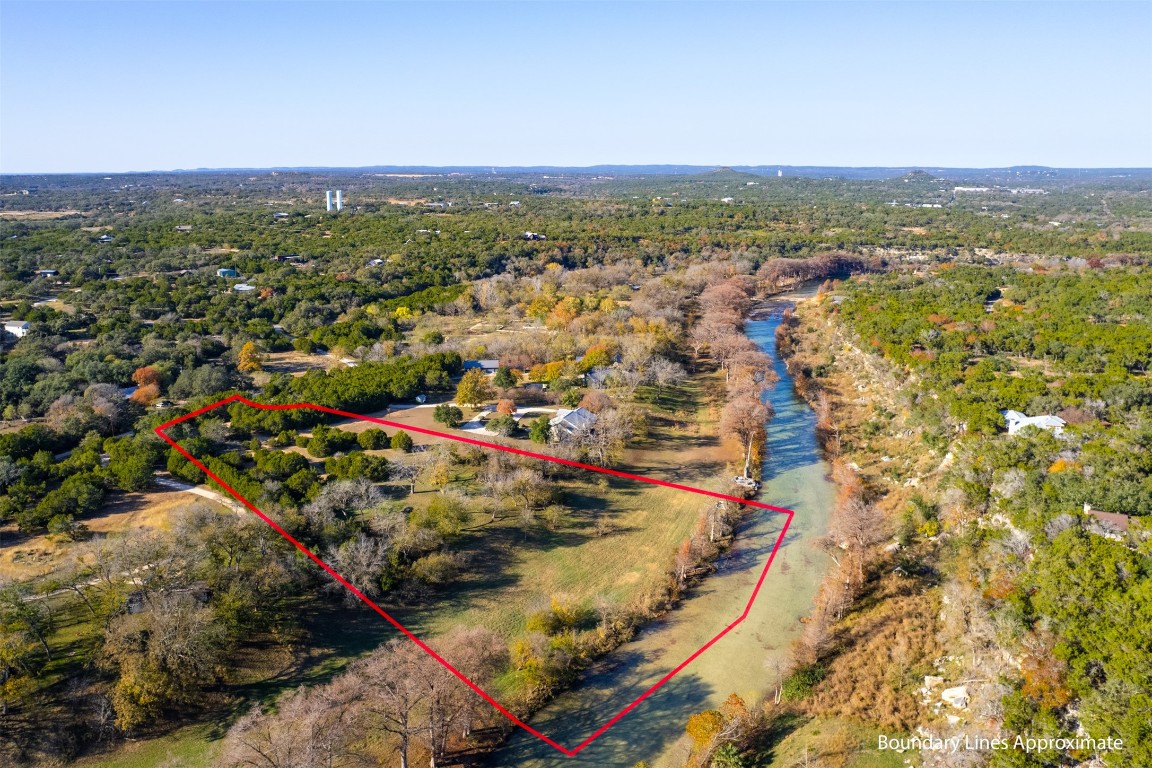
[0, 209, 85, 219]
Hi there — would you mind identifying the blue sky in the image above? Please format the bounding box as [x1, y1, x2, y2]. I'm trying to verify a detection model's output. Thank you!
[1, 1, 1149, 172]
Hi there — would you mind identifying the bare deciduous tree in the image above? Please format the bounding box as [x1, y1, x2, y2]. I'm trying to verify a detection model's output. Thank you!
[568, 408, 635, 467]
[720, 395, 772, 478]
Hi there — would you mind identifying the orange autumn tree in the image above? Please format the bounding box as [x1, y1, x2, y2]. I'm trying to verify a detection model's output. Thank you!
[132, 366, 162, 388]
[130, 384, 160, 405]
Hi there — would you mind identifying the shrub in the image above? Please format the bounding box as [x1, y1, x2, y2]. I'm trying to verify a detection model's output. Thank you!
[391, 430, 414, 452]
[410, 552, 461, 586]
[781, 664, 826, 701]
[325, 453, 390, 482]
[357, 428, 389, 450]
[529, 416, 551, 444]
[433, 404, 464, 429]
[485, 414, 518, 437]
[410, 494, 469, 536]
[540, 504, 569, 530]
[712, 743, 746, 768]
[525, 610, 562, 635]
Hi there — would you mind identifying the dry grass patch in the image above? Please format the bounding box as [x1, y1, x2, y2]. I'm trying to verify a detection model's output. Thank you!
[805, 579, 942, 731]
[0, 490, 228, 580]
[0, 209, 84, 219]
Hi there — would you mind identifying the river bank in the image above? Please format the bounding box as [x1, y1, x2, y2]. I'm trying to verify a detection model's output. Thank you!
[486, 293, 837, 767]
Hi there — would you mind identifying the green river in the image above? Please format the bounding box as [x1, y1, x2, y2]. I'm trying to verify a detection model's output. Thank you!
[488, 294, 837, 767]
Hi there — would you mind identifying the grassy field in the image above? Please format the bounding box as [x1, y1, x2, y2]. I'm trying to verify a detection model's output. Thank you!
[372, 375, 736, 642]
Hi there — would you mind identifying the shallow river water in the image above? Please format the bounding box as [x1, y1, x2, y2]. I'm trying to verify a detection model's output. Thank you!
[487, 296, 838, 767]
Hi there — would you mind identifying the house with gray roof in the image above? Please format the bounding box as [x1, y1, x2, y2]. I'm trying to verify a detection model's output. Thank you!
[549, 407, 597, 441]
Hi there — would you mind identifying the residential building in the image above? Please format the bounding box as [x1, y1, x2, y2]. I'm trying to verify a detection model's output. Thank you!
[549, 407, 597, 441]
[1083, 503, 1132, 542]
[463, 359, 500, 374]
[585, 366, 613, 388]
[1001, 409, 1066, 436]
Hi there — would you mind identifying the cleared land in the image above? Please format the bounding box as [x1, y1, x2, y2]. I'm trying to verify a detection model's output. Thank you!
[0, 489, 230, 580]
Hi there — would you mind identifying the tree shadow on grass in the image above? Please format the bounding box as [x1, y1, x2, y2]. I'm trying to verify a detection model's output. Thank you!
[484, 670, 716, 768]
[742, 710, 810, 767]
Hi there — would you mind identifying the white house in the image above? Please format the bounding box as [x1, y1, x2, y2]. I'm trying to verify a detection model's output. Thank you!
[233, 283, 257, 292]
[3, 320, 30, 339]
[1001, 410, 1066, 436]
[549, 407, 597, 441]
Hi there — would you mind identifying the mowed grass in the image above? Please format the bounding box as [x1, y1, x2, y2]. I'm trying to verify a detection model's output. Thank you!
[386, 374, 734, 642]
[74, 724, 220, 768]
[394, 472, 726, 641]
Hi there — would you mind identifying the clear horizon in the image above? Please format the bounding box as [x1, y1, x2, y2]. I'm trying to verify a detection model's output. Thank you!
[2, 1, 1150, 174]
[3, 163, 1152, 178]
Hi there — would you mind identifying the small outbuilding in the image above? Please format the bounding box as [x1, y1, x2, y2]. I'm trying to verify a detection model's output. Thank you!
[3, 320, 31, 339]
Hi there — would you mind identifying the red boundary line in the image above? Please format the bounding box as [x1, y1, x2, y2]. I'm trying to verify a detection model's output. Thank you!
[155, 395, 794, 757]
